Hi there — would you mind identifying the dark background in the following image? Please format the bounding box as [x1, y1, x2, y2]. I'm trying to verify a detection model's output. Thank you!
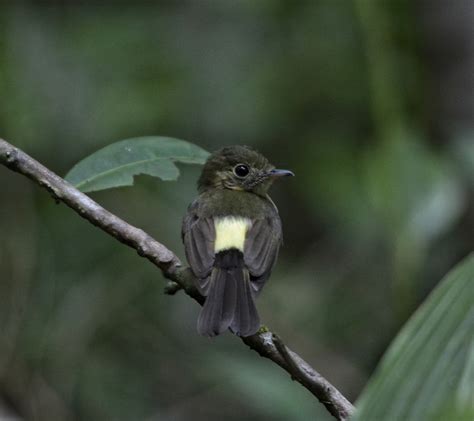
[0, 1, 473, 420]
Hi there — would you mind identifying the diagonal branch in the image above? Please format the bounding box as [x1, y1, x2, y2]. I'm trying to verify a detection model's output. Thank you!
[0, 138, 355, 421]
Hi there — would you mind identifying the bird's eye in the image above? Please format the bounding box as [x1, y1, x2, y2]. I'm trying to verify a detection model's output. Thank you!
[233, 164, 250, 178]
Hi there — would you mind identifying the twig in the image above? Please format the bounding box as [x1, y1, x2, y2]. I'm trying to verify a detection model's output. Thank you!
[0, 138, 355, 421]
[272, 334, 352, 420]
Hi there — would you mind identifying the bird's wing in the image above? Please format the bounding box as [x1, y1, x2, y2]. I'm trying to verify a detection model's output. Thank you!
[243, 215, 282, 293]
[182, 200, 215, 292]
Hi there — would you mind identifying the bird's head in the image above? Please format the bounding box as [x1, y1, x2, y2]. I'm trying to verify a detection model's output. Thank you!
[198, 145, 294, 196]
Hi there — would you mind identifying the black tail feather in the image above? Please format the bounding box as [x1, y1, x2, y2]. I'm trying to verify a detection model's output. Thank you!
[197, 267, 236, 336]
[229, 269, 260, 337]
[197, 250, 260, 337]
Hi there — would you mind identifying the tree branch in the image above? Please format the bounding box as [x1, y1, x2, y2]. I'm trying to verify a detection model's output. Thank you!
[0, 138, 355, 421]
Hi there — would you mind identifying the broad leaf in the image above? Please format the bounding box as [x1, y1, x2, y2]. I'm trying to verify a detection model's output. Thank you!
[354, 254, 474, 421]
[65, 136, 209, 192]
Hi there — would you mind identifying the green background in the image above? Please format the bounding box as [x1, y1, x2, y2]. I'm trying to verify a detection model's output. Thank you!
[0, 1, 473, 420]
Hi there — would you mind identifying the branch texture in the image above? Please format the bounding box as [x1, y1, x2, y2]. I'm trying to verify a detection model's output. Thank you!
[0, 138, 354, 421]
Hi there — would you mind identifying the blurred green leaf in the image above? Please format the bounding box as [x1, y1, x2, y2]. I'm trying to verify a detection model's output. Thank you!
[354, 254, 474, 421]
[452, 132, 474, 187]
[364, 133, 464, 244]
[211, 354, 331, 421]
[65, 136, 209, 192]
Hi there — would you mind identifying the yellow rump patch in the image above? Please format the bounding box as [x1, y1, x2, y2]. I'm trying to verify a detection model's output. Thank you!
[214, 216, 252, 253]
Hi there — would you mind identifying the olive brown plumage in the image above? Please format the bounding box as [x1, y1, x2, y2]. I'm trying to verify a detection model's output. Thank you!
[182, 146, 293, 337]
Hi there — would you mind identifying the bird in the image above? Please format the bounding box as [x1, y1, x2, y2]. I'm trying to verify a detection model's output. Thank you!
[182, 145, 293, 337]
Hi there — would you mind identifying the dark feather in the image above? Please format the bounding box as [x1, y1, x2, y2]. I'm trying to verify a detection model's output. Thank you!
[182, 192, 283, 337]
[198, 250, 260, 337]
[229, 268, 260, 336]
[182, 202, 215, 290]
[244, 217, 282, 293]
[197, 267, 237, 336]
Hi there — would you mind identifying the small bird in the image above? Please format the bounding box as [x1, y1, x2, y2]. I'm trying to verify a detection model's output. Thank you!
[182, 145, 293, 337]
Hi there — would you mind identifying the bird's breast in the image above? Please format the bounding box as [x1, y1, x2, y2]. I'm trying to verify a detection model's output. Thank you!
[214, 216, 252, 253]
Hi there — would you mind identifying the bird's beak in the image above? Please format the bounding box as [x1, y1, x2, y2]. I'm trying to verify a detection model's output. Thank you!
[268, 169, 295, 178]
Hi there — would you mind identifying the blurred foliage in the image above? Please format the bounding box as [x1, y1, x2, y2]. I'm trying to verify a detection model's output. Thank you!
[355, 254, 474, 421]
[0, 1, 472, 420]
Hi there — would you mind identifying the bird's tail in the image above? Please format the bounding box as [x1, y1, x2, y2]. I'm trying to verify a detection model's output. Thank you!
[197, 249, 260, 337]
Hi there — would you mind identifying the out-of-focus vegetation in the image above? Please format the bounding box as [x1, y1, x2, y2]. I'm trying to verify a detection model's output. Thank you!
[355, 255, 474, 421]
[0, 1, 472, 420]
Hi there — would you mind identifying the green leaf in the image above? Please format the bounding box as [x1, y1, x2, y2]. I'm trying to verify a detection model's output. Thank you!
[364, 133, 464, 245]
[452, 132, 474, 187]
[64, 136, 210, 192]
[354, 254, 474, 421]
